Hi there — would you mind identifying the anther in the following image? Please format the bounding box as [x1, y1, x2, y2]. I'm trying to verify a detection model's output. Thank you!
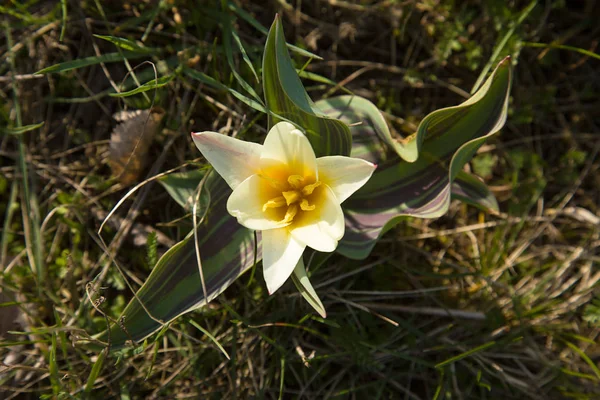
[299, 199, 315, 211]
[282, 204, 299, 223]
[301, 181, 321, 195]
[262, 196, 286, 212]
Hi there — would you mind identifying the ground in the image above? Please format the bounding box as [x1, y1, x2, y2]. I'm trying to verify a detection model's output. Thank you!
[1, 1, 599, 399]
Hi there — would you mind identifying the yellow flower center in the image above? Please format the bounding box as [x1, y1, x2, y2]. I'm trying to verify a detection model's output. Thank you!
[261, 174, 321, 224]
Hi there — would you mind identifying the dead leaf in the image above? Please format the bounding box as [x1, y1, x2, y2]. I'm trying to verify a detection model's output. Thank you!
[109, 107, 165, 185]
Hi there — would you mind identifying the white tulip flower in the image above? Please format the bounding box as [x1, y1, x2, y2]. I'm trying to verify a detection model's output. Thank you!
[192, 122, 375, 294]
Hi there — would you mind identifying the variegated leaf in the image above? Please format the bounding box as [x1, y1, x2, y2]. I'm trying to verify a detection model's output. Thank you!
[97, 172, 257, 348]
[262, 15, 351, 158]
[329, 58, 512, 259]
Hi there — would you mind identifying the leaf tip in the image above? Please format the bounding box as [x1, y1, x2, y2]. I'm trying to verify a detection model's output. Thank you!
[499, 55, 512, 66]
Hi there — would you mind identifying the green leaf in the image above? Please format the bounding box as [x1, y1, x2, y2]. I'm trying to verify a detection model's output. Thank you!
[35, 52, 148, 74]
[110, 74, 174, 97]
[2, 121, 44, 135]
[158, 169, 206, 211]
[262, 16, 351, 157]
[97, 173, 256, 349]
[94, 34, 157, 54]
[451, 171, 499, 213]
[291, 257, 326, 318]
[338, 57, 512, 259]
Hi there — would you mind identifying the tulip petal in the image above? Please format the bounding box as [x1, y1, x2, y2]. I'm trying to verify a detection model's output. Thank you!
[260, 122, 318, 179]
[291, 185, 344, 252]
[191, 131, 263, 190]
[262, 228, 306, 294]
[316, 156, 376, 203]
[227, 175, 290, 230]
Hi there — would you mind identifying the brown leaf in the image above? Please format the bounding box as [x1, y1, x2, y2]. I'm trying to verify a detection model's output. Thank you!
[109, 107, 165, 185]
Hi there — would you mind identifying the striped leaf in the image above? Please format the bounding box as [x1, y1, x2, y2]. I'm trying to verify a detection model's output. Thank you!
[331, 57, 512, 259]
[262, 15, 351, 157]
[97, 21, 511, 348]
[291, 257, 326, 318]
[97, 172, 257, 348]
[451, 171, 499, 213]
[316, 95, 420, 162]
[157, 169, 206, 212]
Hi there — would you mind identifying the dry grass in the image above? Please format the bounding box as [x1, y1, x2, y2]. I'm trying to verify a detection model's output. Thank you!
[1, 0, 599, 398]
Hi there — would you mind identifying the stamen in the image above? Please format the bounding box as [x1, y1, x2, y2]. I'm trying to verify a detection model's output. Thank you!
[301, 181, 321, 195]
[260, 172, 323, 222]
[262, 196, 286, 212]
[282, 204, 299, 223]
[287, 175, 304, 189]
[299, 199, 315, 211]
[282, 190, 302, 205]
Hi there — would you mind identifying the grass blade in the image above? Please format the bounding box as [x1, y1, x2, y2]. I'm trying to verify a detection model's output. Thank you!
[109, 74, 174, 97]
[84, 349, 107, 393]
[227, 2, 322, 60]
[2, 121, 44, 135]
[184, 67, 268, 113]
[565, 341, 600, 380]
[35, 51, 148, 74]
[188, 319, 230, 360]
[435, 341, 496, 369]
[49, 333, 60, 396]
[523, 41, 600, 61]
[94, 34, 157, 54]
[471, 0, 536, 93]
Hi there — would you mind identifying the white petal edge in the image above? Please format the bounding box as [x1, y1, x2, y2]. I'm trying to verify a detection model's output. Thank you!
[290, 185, 345, 252]
[260, 122, 318, 179]
[191, 131, 263, 190]
[262, 228, 306, 294]
[316, 156, 376, 203]
[227, 175, 290, 231]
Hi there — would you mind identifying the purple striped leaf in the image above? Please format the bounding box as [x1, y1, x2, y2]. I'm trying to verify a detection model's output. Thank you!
[262, 15, 352, 158]
[96, 172, 257, 348]
[316, 95, 420, 163]
[320, 58, 512, 259]
[451, 171, 499, 213]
